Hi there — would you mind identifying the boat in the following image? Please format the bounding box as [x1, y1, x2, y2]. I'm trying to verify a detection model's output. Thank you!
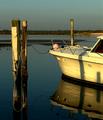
[49, 36, 103, 84]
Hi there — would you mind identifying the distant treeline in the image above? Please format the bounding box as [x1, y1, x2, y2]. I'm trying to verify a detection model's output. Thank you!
[0, 30, 103, 35]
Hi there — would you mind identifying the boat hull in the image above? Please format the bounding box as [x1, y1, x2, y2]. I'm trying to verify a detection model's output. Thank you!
[51, 52, 103, 84]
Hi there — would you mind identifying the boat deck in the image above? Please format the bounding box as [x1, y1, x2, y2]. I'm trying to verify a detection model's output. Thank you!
[59, 45, 89, 56]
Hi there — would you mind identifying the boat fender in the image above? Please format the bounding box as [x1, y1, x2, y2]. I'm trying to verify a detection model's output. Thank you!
[52, 43, 59, 51]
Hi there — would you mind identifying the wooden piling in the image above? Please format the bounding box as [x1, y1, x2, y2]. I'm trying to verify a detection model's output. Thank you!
[11, 20, 21, 73]
[11, 20, 22, 112]
[12, 19, 28, 117]
[70, 19, 74, 46]
[21, 20, 28, 112]
[21, 20, 27, 68]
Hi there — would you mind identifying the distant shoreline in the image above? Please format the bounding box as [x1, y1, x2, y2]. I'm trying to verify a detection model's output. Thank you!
[0, 30, 103, 35]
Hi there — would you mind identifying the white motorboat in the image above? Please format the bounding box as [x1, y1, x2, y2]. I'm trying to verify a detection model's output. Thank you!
[49, 36, 103, 84]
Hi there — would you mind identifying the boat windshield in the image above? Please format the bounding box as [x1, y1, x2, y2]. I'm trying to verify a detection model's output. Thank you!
[91, 39, 103, 53]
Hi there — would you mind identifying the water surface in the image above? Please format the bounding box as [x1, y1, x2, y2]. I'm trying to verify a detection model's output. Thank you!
[0, 35, 99, 120]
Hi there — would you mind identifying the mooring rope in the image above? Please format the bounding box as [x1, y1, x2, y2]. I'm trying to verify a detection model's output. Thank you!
[31, 45, 49, 54]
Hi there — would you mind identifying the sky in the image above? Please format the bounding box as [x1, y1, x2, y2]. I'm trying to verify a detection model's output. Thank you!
[0, 0, 103, 30]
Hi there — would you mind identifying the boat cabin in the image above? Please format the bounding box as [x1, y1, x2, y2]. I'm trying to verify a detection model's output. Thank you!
[91, 36, 103, 53]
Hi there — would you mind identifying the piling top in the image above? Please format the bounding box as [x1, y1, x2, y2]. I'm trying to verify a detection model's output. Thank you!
[70, 18, 74, 27]
[12, 20, 20, 27]
[22, 20, 27, 27]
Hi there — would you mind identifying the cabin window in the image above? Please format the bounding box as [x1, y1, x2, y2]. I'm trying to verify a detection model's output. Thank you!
[92, 40, 103, 53]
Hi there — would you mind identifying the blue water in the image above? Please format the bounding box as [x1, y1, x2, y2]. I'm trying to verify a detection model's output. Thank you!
[0, 35, 98, 120]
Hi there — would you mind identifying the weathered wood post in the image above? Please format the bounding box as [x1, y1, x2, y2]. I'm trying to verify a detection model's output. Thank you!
[22, 20, 27, 68]
[11, 20, 21, 74]
[21, 20, 28, 119]
[11, 20, 22, 111]
[70, 18, 74, 46]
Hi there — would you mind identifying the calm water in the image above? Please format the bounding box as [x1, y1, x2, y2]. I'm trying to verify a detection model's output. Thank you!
[0, 35, 99, 120]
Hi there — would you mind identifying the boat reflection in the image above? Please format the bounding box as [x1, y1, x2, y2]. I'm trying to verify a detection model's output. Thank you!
[51, 74, 103, 120]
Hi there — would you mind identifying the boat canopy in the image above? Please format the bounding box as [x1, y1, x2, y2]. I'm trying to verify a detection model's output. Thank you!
[91, 36, 103, 53]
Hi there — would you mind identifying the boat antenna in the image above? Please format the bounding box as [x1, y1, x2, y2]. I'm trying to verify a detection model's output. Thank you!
[70, 18, 74, 46]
